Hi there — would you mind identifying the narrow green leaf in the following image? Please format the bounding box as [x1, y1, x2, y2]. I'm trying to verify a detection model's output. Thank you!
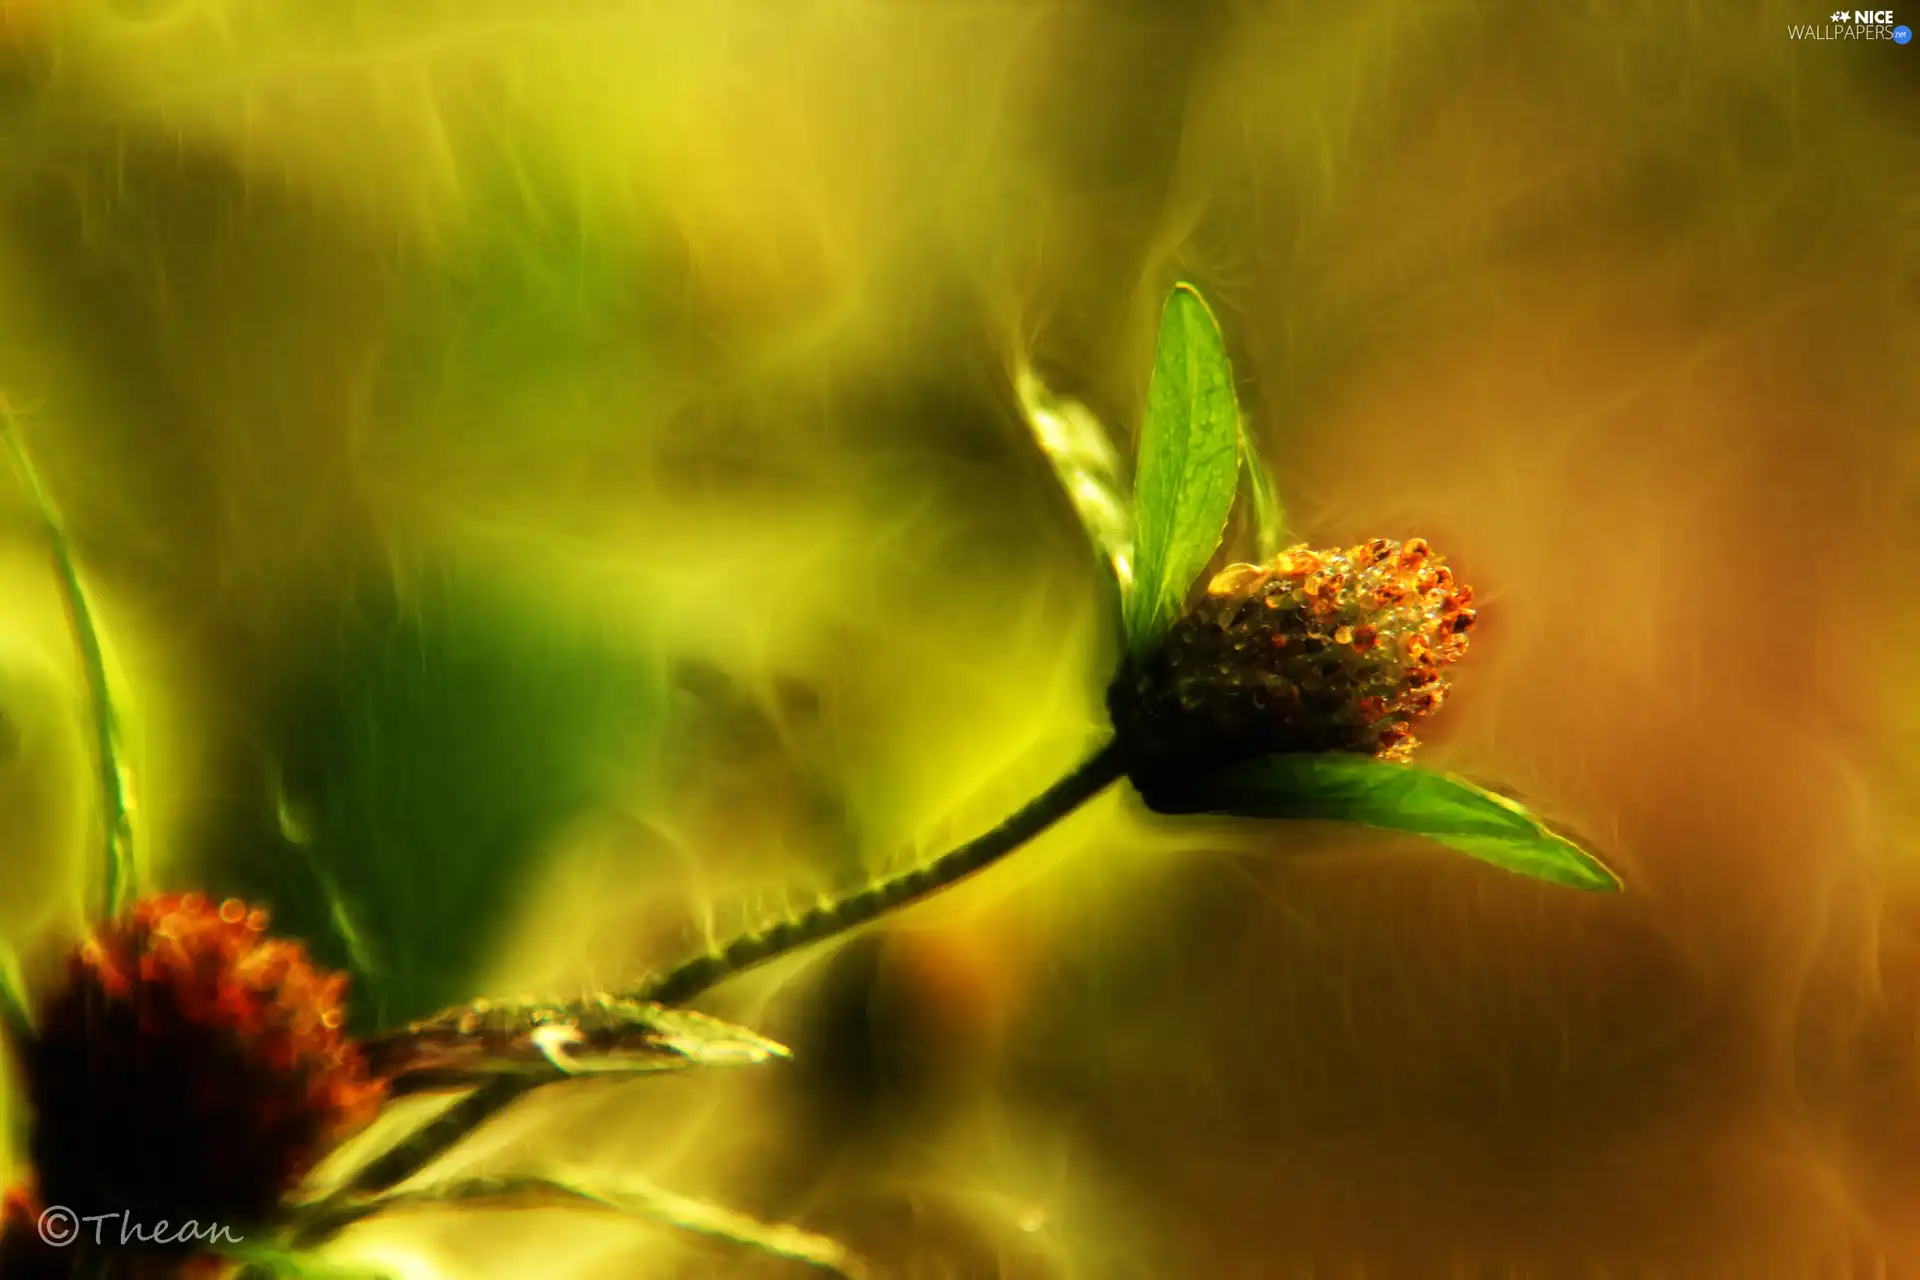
[0, 936, 32, 1050]
[295, 1175, 865, 1278]
[363, 996, 791, 1094]
[1013, 367, 1134, 593]
[0, 401, 139, 918]
[1141, 753, 1621, 892]
[1123, 283, 1242, 653]
[1240, 416, 1288, 561]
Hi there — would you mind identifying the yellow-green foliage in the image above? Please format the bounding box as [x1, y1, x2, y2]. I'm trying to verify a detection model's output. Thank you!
[0, 2, 1915, 1276]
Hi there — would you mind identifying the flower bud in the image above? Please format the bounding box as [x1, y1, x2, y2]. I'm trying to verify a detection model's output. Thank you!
[1108, 538, 1476, 788]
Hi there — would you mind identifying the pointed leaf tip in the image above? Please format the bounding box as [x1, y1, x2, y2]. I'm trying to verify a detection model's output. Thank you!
[1140, 753, 1622, 892]
[1124, 283, 1242, 655]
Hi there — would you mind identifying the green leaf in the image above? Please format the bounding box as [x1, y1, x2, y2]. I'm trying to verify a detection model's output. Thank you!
[207, 568, 668, 1033]
[1124, 283, 1242, 653]
[294, 1175, 865, 1278]
[1240, 416, 1288, 561]
[364, 997, 791, 1094]
[1, 402, 140, 919]
[1141, 753, 1620, 892]
[1013, 367, 1134, 594]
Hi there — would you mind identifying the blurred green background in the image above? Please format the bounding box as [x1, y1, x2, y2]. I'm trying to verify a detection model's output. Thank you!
[1, 1, 1917, 1276]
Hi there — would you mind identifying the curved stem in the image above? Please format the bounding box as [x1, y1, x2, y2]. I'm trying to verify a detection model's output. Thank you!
[0, 402, 136, 919]
[640, 738, 1125, 1005]
[332, 740, 1124, 1203]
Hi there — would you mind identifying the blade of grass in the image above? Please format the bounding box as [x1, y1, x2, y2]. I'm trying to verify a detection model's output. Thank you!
[293, 1174, 865, 1278]
[0, 399, 137, 919]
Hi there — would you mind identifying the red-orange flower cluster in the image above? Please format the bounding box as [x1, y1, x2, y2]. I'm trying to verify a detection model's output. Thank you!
[1109, 538, 1476, 783]
[9, 893, 385, 1259]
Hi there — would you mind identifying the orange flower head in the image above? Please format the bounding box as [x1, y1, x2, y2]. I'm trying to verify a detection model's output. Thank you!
[12, 893, 386, 1248]
[1109, 538, 1476, 785]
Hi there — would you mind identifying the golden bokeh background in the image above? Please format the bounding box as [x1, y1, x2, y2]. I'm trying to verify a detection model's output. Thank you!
[1, 1, 1918, 1276]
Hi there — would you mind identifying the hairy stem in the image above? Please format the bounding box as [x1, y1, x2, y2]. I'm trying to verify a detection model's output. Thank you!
[331, 740, 1124, 1203]
[0, 402, 136, 919]
[639, 739, 1126, 1004]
